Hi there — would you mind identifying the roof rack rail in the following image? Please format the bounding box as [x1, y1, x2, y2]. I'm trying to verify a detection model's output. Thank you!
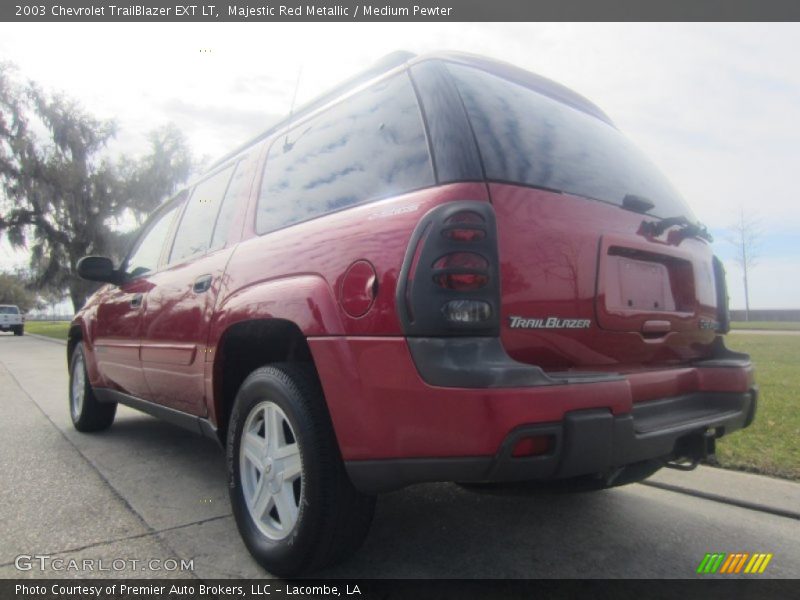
[208, 51, 417, 171]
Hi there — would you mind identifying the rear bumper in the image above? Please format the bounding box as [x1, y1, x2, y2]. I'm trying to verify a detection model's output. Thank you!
[346, 388, 757, 493]
[308, 336, 756, 494]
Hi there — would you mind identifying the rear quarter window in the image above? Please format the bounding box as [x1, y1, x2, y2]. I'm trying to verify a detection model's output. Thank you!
[256, 72, 433, 233]
[447, 63, 694, 220]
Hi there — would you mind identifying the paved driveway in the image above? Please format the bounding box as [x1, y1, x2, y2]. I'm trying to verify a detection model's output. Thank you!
[1, 335, 798, 579]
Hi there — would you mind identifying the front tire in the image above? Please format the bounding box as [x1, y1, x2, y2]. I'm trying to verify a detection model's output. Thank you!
[13, 325, 23, 336]
[69, 343, 116, 432]
[227, 363, 375, 576]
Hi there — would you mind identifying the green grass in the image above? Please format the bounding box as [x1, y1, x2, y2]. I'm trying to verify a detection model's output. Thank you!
[25, 320, 70, 340]
[714, 332, 800, 480]
[731, 321, 800, 331]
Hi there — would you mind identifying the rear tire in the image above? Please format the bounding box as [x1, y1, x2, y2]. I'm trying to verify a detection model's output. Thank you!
[69, 343, 116, 432]
[227, 363, 375, 576]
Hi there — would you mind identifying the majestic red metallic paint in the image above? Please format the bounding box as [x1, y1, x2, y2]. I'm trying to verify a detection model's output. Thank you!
[212, 182, 490, 341]
[76, 172, 750, 464]
[308, 337, 754, 461]
[139, 247, 234, 416]
[490, 183, 719, 370]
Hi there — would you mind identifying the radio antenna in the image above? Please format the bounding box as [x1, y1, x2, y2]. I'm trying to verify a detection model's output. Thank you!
[283, 65, 303, 152]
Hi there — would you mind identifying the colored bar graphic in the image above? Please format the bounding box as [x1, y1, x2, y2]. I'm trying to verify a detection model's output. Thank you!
[697, 553, 727, 574]
[745, 554, 761, 573]
[759, 554, 773, 573]
[698, 552, 773, 575]
[734, 553, 749, 573]
[720, 554, 736, 573]
[697, 554, 712, 574]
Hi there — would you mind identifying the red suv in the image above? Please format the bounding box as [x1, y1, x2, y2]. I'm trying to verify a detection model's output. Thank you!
[70, 51, 756, 575]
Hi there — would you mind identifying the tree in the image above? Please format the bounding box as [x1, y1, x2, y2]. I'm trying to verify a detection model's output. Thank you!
[0, 63, 192, 312]
[727, 208, 762, 321]
[0, 271, 37, 312]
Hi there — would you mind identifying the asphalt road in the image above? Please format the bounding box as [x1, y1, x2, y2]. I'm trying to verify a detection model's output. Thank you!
[1, 334, 798, 579]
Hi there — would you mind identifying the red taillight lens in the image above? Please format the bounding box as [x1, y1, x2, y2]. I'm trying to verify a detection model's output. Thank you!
[432, 252, 488, 271]
[432, 252, 489, 291]
[443, 228, 486, 242]
[434, 273, 489, 291]
[511, 436, 553, 458]
[443, 211, 486, 243]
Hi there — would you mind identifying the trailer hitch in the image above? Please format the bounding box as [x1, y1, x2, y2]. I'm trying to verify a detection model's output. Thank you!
[663, 429, 717, 471]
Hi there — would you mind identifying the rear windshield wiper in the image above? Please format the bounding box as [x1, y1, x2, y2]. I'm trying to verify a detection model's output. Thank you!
[641, 215, 713, 242]
[622, 194, 713, 242]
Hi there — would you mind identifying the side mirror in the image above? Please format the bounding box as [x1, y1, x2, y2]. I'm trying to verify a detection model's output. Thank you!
[77, 256, 119, 284]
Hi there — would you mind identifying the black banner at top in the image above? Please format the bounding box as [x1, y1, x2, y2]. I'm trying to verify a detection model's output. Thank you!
[3, 0, 800, 22]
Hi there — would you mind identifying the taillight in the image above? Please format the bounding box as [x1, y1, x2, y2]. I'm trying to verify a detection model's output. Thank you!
[442, 300, 492, 323]
[434, 273, 489, 291]
[444, 228, 486, 242]
[433, 252, 488, 270]
[396, 201, 500, 336]
[442, 211, 487, 242]
[432, 252, 489, 291]
[511, 435, 553, 458]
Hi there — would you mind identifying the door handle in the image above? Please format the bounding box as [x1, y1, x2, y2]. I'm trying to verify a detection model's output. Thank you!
[130, 293, 143, 309]
[193, 274, 213, 294]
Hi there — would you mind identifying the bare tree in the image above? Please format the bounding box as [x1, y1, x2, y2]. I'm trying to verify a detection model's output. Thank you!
[727, 208, 762, 321]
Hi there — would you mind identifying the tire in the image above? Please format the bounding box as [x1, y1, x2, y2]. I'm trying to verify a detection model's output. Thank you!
[13, 325, 23, 336]
[69, 343, 116, 432]
[227, 363, 375, 576]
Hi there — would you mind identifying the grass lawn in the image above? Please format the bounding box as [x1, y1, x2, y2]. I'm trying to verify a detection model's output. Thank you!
[731, 321, 800, 331]
[714, 332, 800, 480]
[25, 320, 71, 340]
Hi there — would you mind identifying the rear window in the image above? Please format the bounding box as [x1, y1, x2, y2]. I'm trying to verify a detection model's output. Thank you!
[447, 63, 694, 220]
[256, 72, 433, 234]
[0, 306, 19, 314]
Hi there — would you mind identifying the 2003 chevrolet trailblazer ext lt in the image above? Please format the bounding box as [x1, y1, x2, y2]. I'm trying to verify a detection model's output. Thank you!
[69, 51, 756, 575]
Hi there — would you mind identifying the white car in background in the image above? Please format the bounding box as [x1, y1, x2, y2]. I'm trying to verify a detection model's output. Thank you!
[0, 305, 24, 336]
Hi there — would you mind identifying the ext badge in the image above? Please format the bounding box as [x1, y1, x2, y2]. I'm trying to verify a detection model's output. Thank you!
[509, 316, 591, 329]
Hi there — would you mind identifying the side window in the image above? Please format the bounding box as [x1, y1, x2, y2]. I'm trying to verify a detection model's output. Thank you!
[170, 165, 235, 264]
[126, 202, 181, 278]
[256, 72, 433, 234]
[210, 159, 246, 251]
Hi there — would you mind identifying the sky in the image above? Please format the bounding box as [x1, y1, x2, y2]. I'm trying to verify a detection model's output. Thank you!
[1, 22, 799, 311]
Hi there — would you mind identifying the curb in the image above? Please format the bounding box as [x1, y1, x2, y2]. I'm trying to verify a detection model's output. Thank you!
[641, 480, 800, 521]
[26, 333, 67, 346]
